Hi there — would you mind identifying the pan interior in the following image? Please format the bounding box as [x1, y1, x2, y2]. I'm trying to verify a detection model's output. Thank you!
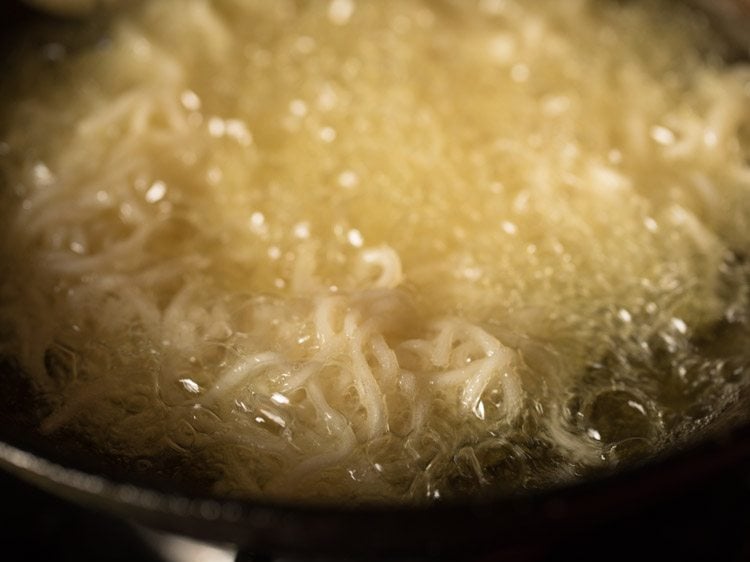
[0, 0, 749, 505]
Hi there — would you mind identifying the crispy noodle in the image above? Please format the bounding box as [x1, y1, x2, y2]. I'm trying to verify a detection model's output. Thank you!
[0, 0, 749, 502]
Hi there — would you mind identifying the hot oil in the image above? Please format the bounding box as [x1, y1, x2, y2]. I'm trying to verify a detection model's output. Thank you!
[0, 0, 749, 503]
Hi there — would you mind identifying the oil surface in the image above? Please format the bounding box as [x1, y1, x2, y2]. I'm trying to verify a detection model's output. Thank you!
[0, 0, 749, 503]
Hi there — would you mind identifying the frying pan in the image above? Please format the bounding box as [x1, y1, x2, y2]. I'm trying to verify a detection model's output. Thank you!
[1, 1, 749, 559]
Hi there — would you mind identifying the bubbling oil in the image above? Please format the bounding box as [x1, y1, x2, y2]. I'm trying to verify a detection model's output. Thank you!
[0, 0, 749, 503]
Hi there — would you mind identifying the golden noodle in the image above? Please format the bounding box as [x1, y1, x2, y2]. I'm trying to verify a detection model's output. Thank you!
[0, 0, 749, 503]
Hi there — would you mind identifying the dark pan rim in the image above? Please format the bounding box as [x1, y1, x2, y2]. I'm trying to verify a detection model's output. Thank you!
[1, 408, 750, 557]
